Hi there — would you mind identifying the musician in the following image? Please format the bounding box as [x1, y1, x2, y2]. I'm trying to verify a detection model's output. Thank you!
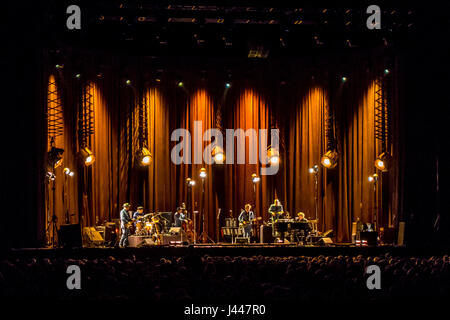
[238, 204, 254, 238]
[119, 203, 132, 248]
[173, 206, 187, 227]
[295, 212, 308, 222]
[133, 206, 145, 220]
[269, 199, 284, 237]
[268, 199, 284, 222]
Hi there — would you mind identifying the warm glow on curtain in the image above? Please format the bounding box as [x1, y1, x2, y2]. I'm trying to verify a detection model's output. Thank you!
[89, 81, 116, 225]
[145, 87, 175, 212]
[336, 79, 378, 242]
[183, 89, 216, 239]
[285, 87, 327, 227]
[225, 88, 270, 221]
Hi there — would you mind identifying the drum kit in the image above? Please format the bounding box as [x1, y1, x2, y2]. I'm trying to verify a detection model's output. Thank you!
[132, 212, 170, 239]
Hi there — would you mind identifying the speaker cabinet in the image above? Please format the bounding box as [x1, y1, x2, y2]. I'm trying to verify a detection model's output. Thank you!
[260, 225, 274, 243]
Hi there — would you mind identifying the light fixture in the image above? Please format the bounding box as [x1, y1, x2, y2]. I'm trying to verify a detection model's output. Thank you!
[63, 168, 75, 177]
[48, 146, 64, 169]
[80, 147, 95, 166]
[212, 145, 225, 164]
[374, 152, 391, 172]
[309, 165, 319, 174]
[55, 64, 64, 69]
[199, 167, 207, 179]
[267, 146, 280, 165]
[225, 82, 231, 88]
[251, 173, 260, 183]
[384, 69, 390, 75]
[321, 150, 338, 168]
[368, 173, 379, 182]
[186, 177, 196, 186]
[136, 147, 152, 166]
[177, 81, 184, 87]
[125, 79, 131, 85]
[341, 76, 347, 82]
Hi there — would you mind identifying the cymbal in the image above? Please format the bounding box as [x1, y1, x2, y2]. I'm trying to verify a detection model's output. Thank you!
[143, 213, 153, 218]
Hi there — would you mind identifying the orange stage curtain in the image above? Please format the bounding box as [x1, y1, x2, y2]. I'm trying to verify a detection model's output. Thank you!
[223, 88, 270, 222]
[284, 86, 328, 229]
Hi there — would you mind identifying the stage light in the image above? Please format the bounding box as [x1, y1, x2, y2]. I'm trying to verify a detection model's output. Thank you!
[80, 147, 95, 166]
[341, 76, 347, 82]
[225, 82, 231, 88]
[178, 81, 184, 87]
[55, 64, 64, 69]
[46, 172, 56, 181]
[136, 147, 152, 166]
[125, 79, 131, 85]
[375, 152, 391, 172]
[384, 69, 390, 75]
[75, 74, 81, 79]
[48, 146, 64, 169]
[251, 173, 260, 183]
[64, 168, 75, 177]
[321, 150, 338, 168]
[267, 146, 280, 165]
[212, 145, 225, 164]
[309, 165, 319, 174]
[199, 167, 207, 179]
[368, 173, 379, 183]
[186, 177, 196, 187]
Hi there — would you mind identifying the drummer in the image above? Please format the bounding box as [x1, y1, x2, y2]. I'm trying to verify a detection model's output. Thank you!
[173, 206, 187, 227]
[133, 206, 145, 220]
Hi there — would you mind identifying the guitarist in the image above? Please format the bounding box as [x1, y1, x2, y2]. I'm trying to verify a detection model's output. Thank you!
[119, 203, 132, 248]
[238, 204, 254, 238]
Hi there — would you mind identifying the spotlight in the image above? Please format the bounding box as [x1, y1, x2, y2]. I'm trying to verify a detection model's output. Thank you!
[75, 74, 81, 79]
[80, 147, 95, 166]
[368, 173, 378, 182]
[267, 146, 280, 165]
[199, 167, 207, 179]
[225, 82, 231, 88]
[212, 145, 225, 164]
[177, 81, 184, 87]
[48, 146, 64, 169]
[374, 152, 391, 172]
[125, 79, 131, 85]
[63, 168, 75, 177]
[341, 76, 347, 82]
[55, 64, 64, 69]
[251, 173, 260, 183]
[186, 178, 196, 186]
[309, 165, 319, 174]
[136, 147, 152, 166]
[321, 150, 338, 168]
[384, 69, 390, 75]
[46, 172, 56, 181]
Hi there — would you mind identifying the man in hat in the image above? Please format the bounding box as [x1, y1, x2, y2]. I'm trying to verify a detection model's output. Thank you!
[119, 203, 132, 248]
[133, 206, 145, 220]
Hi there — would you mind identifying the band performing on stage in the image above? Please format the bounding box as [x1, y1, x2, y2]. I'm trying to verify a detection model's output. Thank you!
[116, 198, 321, 248]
